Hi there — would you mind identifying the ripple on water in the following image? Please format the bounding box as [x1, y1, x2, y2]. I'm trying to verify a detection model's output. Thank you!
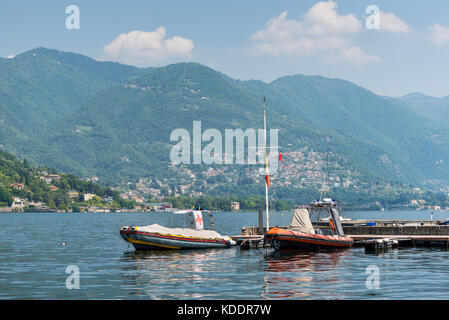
[1, 211, 449, 299]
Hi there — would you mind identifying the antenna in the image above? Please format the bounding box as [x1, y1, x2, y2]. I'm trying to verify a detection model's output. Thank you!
[319, 151, 331, 201]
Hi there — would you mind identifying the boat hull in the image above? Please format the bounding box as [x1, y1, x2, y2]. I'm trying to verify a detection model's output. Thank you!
[120, 228, 231, 250]
[265, 227, 353, 250]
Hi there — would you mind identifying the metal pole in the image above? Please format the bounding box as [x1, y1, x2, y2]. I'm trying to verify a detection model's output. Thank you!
[263, 96, 269, 231]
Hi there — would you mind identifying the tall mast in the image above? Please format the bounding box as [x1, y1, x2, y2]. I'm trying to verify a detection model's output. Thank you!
[263, 96, 269, 230]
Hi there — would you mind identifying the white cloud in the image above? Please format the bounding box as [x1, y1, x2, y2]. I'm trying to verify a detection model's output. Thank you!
[339, 46, 381, 64]
[429, 23, 449, 46]
[6, 55, 15, 59]
[379, 11, 411, 33]
[249, 1, 393, 65]
[251, 11, 304, 44]
[304, 0, 361, 36]
[103, 26, 194, 66]
[250, 1, 364, 58]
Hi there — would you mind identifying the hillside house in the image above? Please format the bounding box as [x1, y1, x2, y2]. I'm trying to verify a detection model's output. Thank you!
[10, 183, 24, 190]
[40, 176, 52, 184]
[12, 197, 26, 211]
[66, 190, 79, 198]
[231, 202, 240, 211]
[84, 193, 96, 201]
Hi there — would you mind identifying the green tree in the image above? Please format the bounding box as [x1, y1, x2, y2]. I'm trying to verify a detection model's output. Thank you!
[0, 186, 13, 206]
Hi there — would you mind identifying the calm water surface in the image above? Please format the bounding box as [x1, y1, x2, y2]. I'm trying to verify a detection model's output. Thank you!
[1, 210, 449, 299]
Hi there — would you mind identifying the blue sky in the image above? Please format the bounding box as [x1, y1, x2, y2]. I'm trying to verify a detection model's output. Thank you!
[1, 0, 449, 97]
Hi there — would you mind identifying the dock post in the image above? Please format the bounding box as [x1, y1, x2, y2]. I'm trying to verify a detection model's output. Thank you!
[258, 208, 264, 235]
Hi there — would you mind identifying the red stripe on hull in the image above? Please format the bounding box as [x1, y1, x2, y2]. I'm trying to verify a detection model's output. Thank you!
[122, 230, 229, 245]
[266, 227, 353, 249]
[275, 236, 352, 247]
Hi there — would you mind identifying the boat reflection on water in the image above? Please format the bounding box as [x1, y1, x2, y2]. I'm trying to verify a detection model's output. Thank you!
[118, 246, 354, 299]
[261, 250, 351, 299]
[119, 249, 237, 299]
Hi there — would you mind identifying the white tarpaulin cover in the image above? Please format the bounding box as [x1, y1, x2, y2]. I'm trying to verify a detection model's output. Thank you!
[136, 224, 231, 241]
[289, 209, 315, 234]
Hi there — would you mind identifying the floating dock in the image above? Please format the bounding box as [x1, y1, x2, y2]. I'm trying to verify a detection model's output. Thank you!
[331, 219, 449, 236]
[341, 219, 449, 249]
[351, 235, 449, 248]
[232, 235, 267, 250]
[354, 238, 401, 253]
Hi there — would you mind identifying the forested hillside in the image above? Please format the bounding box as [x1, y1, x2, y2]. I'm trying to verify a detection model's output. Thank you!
[0, 148, 134, 211]
[1, 48, 449, 192]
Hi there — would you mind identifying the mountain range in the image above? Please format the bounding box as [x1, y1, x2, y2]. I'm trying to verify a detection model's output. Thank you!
[394, 92, 449, 127]
[1, 47, 449, 189]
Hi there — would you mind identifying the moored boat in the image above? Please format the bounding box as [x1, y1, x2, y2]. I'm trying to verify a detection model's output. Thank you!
[120, 210, 235, 250]
[265, 199, 353, 250]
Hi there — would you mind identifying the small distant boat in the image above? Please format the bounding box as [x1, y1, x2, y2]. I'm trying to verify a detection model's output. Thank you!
[120, 210, 235, 250]
[320, 216, 351, 222]
[173, 209, 191, 215]
[173, 207, 211, 215]
[265, 199, 353, 250]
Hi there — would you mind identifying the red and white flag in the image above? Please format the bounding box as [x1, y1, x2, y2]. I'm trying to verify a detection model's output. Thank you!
[193, 210, 204, 230]
[265, 174, 270, 188]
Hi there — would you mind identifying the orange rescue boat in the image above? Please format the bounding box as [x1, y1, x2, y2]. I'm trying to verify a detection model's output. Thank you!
[265, 199, 353, 250]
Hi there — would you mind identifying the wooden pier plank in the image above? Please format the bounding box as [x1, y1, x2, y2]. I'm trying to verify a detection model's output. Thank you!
[349, 235, 449, 241]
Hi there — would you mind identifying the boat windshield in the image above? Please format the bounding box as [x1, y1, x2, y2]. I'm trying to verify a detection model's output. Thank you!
[306, 200, 346, 237]
[166, 211, 216, 230]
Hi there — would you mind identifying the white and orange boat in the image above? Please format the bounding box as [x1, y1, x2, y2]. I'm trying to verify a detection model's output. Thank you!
[120, 210, 235, 250]
[265, 199, 353, 250]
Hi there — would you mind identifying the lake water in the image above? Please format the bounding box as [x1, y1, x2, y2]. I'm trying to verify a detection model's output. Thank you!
[1, 209, 449, 300]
